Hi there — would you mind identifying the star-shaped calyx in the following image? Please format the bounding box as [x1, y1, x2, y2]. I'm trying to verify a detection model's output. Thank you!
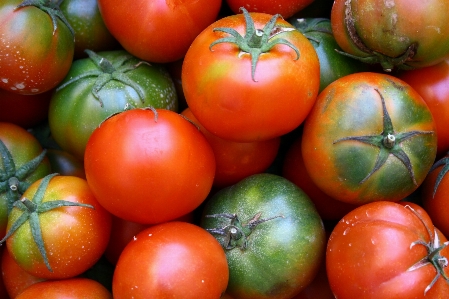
[0, 140, 47, 213]
[15, 0, 74, 37]
[333, 89, 434, 185]
[428, 154, 449, 197]
[210, 7, 299, 81]
[0, 173, 94, 272]
[56, 49, 151, 107]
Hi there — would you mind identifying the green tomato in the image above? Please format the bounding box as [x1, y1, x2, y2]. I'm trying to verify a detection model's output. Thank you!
[200, 173, 326, 299]
[48, 49, 178, 161]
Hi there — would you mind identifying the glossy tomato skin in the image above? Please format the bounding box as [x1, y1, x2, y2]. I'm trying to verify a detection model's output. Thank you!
[398, 59, 449, 157]
[326, 201, 449, 299]
[84, 108, 216, 224]
[302, 72, 437, 205]
[6, 175, 112, 279]
[0, 0, 74, 94]
[182, 11, 320, 142]
[0, 123, 51, 239]
[330, 0, 449, 71]
[97, 0, 222, 63]
[182, 107, 281, 188]
[15, 278, 112, 299]
[49, 50, 178, 161]
[201, 173, 326, 299]
[226, 0, 314, 19]
[112, 221, 229, 299]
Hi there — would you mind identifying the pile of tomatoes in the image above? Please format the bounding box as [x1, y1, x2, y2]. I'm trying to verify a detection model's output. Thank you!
[1, 0, 449, 298]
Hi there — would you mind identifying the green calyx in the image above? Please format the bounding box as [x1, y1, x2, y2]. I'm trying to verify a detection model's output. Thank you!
[333, 89, 434, 185]
[0, 140, 47, 214]
[205, 212, 283, 250]
[405, 204, 449, 295]
[0, 173, 94, 272]
[16, 0, 75, 38]
[210, 7, 300, 81]
[428, 154, 449, 198]
[56, 49, 151, 107]
[341, 0, 417, 72]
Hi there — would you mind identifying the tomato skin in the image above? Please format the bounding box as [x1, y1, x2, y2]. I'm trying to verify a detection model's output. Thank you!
[182, 11, 320, 142]
[6, 175, 112, 280]
[49, 50, 178, 161]
[182, 107, 280, 188]
[201, 173, 326, 299]
[84, 108, 216, 224]
[225, 0, 315, 19]
[0, 0, 74, 94]
[302, 72, 437, 205]
[60, 0, 120, 59]
[112, 221, 229, 299]
[97, 0, 222, 63]
[398, 59, 449, 157]
[326, 201, 449, 299]
[15, 278, 112, 299]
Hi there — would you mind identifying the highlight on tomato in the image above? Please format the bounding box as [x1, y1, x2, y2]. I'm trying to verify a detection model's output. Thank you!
[301, 72, 437, 205]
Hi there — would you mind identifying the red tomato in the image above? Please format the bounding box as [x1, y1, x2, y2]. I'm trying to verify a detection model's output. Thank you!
[15, 278, 112, 299]
[327, 201, 449, 298]
[84, 108, 216, 224]
[5, 175, 112, 280]
[182, 8, 320, 142]
[182, 107, 280, 188]
[1, 247, 45, 299]
[97, 0, 222, 63]
[398, 59, 449, 157]
[226, 0, 315, 19]
[113, 221, 229, 299]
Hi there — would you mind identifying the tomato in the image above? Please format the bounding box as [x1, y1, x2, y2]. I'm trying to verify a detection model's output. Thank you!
[302, 72, 437, 205]
[421, 153, 449, 239]
[182, 107, 281, 188]
[225, 0, 315, 19]
[48, 49, 178, 161]
[0, 0, 74, 94]
[282, 130, 357, 221]
[326, 201, 449, 298]
[60, 0, 120, 59]
[0, 122, 51, 239]
[1, 246, 45, 299]
[398, 59, 449, 157]
[84, 108, 216, 224]
[15, 278, 112, 299]
[182, 8, 320, 142]
[0, 248, 10, 299]
[3, 174, 112, 279]
[112, 221, 229, 299]
[0, 89, 52, 129]
[97, 0, 222, 63]
[330, 0, 449, 72]
[201, 173, 326, 299]
[288, 17, 369, 92]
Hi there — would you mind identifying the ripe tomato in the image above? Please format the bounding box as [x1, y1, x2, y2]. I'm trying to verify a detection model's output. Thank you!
[398, 59, 449, 157]
[225, 0, 315, 19]
[0, 0, 74, 94]
[4, 174, 112, 279]
[112, 221, 229, 299]
[302, 72, 437, 205]
[330, 0, 449, 71]
[201, 173, 326, 299]
[97, 0, 222, 63]
[326, 201, 449, 298]
[0, 122, 51, 239]
[421, 153, 449, 239]
[15, 278, 112, 299]
[182, 8, 320, 142]
[181, 107, 280, 188]
[84, 108, 216, 224]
